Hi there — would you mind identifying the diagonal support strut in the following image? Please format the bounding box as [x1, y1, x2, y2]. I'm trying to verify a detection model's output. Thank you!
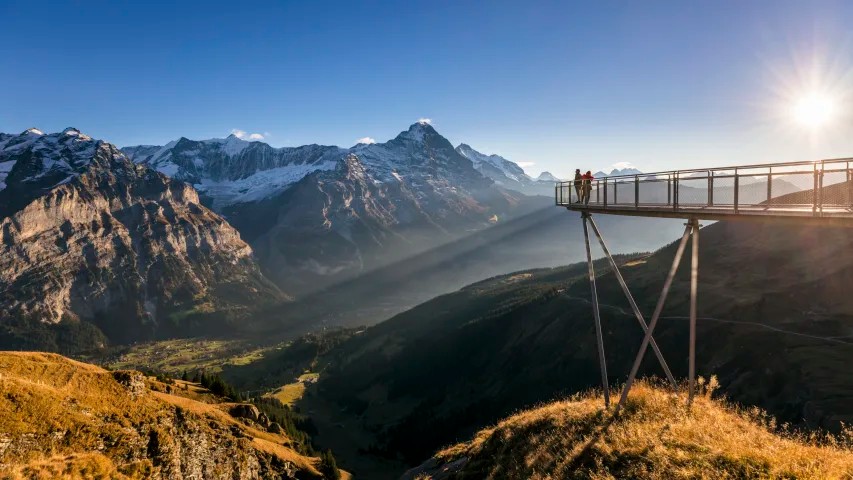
[586, 215, 678, 391]
[616, 222, 693, 412]
[582, 213, 610, 408]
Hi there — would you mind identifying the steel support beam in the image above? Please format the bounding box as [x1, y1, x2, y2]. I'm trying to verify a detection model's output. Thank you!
[586, 215, 678, 391]
[582, 213, 610, 408]
[616, 223, 693, 412]
[688, 218, 700, 405]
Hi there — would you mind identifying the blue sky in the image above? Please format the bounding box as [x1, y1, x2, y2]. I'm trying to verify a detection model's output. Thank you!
[2, 0, 853, 177]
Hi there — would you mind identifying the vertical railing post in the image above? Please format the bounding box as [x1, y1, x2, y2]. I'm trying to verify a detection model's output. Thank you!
[582, 213, 610, 408]
[603, 180, 608, 208]
[614, 179, 618, 205]
[734, 168, 739, 213]
[819, 160, 825, 214]
[635, 175, 639, 208]
[767, 167, 772, 204]
[667, 174, 672, 206]
[673, 173, 679, 210]
[848, 161, 852, 210]
[813, 163, 819, 215]
[708, 170, 713, 206]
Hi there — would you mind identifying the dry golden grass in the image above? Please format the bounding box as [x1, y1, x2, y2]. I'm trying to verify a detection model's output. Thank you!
[267, 382, 307, 406]
[0, 351, 326, 479]
[434, 381, 853, 479]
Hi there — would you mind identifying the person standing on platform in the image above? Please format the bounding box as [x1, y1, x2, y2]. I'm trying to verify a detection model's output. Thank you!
[582, 171, 594, 205]
[573, 169, 583, 203]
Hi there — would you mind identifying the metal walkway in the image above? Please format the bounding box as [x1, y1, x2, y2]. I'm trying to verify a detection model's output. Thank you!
[557, 157, 853, 225]
[555, 157, 853, 413]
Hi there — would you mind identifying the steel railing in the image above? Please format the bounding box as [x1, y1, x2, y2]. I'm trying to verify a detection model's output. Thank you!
[556, 157, 853, 218]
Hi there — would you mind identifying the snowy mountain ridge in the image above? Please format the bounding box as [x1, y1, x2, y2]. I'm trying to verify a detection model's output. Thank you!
[592, 167, 643, 178]
[123, 135, 345, 209]
[124, 122, 499, 209]
[455, 143, 530, 184]
[453, 143, 555, 196]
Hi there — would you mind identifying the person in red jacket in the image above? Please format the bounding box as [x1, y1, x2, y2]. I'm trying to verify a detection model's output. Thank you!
[581, 171, 594, 204]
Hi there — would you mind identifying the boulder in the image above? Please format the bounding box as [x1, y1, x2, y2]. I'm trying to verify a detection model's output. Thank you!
[230, 404, 260, 422]
[257, 413, 270, 428]
[112, 371, 146, 398]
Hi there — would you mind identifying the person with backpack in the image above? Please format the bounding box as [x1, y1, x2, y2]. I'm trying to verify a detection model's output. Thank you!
[573, 169, 583, 202]
[582, 171, 594, 205]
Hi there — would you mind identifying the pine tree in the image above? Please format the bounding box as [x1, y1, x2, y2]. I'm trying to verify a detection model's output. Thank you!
[320, 449, 340, 480]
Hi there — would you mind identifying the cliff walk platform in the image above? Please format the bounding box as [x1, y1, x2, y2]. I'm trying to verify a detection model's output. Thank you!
[556, 158, 853, 225]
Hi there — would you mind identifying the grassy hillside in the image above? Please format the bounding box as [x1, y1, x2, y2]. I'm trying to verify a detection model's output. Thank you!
[267, 220, 853, 478]
[404, 382, 853, 480]
[0, 351, 345, 479]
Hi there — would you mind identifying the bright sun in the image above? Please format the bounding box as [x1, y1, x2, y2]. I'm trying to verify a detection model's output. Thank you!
[791, 92, 837, 128]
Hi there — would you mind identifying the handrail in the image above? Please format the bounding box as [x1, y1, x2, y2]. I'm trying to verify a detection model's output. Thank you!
[556, 156, 853, 220]
[558, 156, 853, 184]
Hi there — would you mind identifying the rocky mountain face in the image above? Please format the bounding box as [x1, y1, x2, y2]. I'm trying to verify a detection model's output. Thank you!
[126, 123, 539, 294]
[0, 129, 282, 353]
[0, 352, 329, 479]
[455, 143, 553, 196]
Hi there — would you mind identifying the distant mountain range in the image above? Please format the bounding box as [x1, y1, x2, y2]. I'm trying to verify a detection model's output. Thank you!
[592, 167, 643, 178]
[123, 122, 551, 294]
[0, 123, 570, 352]
[0, 122, 699, 354]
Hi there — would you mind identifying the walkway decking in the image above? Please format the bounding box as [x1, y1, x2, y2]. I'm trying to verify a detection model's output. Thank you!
[556, 158, 853, 224]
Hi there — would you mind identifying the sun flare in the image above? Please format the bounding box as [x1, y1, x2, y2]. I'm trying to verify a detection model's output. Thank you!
[791, 92, 837, 128]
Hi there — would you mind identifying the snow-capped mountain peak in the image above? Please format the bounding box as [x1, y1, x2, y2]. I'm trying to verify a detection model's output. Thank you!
[0, 128, 132, 216]
[395, 121, 439, 143]
[536, 171, 560, 182]
[61, 127, 91, 140]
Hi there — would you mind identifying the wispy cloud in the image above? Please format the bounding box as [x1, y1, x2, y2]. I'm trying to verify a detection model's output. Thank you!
[417, 117, 432, 125]
[356, 137, 376, 144]
[231, 129, 266, 141]
[517, 161, 536, 168]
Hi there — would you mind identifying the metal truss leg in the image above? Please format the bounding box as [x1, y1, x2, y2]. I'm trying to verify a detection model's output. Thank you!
[582, 213, 610, 408]
[586, 215, 678, 391]
[688, 218, 700, 405]
[616, 223, 693, 412]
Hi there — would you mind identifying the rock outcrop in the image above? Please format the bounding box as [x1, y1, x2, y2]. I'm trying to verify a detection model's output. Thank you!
[0, 351, 330, 479]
